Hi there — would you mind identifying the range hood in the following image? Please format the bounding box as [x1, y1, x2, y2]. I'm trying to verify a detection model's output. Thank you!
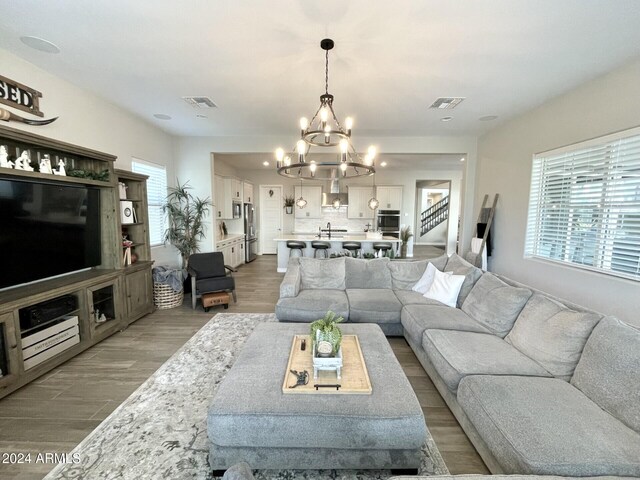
[321, 170, 349, 207]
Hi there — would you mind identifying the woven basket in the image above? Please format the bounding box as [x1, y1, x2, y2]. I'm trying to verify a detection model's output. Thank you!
[153, 282, 184, 309]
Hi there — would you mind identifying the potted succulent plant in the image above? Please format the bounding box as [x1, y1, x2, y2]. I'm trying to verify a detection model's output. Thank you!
[310, 311, 343, 357]
[283, 194, 295, 214]
[400, 226, 414, 259]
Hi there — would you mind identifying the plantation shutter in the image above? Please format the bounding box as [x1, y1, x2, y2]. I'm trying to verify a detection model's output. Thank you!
[132, 159, 167, 246]
[525, 126, 640, 281]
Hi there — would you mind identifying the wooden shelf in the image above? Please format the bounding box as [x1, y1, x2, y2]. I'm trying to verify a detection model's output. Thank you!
[0, 167, 112, 187]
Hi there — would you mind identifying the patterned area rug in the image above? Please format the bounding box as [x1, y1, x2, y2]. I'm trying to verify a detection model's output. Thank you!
[44, 313, 449, 479]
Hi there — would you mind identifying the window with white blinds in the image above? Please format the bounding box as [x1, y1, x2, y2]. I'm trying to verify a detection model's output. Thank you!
[132, 159, 167, 247]
[525, 126, 640, 281]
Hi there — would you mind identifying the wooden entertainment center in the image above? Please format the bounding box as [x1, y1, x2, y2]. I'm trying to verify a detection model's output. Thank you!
[0, 124, 154, 400]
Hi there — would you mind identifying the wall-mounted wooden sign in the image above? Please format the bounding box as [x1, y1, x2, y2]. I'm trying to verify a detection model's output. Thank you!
[0, 74, 57, 126]
[0, 74, 43, 117]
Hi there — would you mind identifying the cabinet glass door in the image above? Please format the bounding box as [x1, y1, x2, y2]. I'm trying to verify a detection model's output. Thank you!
[88, 281, 121, 337]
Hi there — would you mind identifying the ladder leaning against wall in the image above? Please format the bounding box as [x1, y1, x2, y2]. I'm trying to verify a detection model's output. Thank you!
[464, 193, 499, 269]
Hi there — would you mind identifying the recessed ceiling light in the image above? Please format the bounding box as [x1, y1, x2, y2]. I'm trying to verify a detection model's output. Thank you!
[479, 115, 498, 121]
[380, 161, 388, 167]
[441, 116, 453, 122]
[262, 161, 269, 166]
[460, 157, 465, 162]
[196, 114, 208, 119]
[20, 36, 60, 54]
[153, 113, 172, 120]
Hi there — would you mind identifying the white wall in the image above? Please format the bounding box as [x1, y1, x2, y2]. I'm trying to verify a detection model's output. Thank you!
[476, 57, 640, 325]
[0, 48, 179, 266]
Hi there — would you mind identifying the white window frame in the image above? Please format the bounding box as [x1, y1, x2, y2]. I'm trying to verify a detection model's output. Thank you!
[131, 158, 167, 247]
[525, 126, 640, 282]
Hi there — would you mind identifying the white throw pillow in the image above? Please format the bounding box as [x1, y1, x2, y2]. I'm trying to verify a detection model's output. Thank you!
[412, 262, 451, 294]
[423, 269, 465, 308]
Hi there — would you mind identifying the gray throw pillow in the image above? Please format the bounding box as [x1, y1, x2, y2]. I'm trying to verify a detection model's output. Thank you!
[571, 317, 640, 433]
[387, 254, 448, 290]
[505, 294, 602, 380]
[299, 257, 346, 290]
[345, 257, 391, 289]
[443, 253, 483, 307]
[462, 273, 532, 337]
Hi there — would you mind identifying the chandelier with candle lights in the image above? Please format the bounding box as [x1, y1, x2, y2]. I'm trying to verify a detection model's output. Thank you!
[275, 38, 378, 181]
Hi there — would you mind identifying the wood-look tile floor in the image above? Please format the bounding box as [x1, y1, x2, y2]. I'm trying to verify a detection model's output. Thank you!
[0, 255, 487, 479]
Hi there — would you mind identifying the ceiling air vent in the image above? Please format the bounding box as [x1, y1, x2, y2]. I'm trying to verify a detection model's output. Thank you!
[429, 97, 465, 109]
[182, 96, 218, 108]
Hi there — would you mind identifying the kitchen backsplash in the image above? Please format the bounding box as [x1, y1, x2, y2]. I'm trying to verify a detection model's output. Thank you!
[294, 206, 375, 233]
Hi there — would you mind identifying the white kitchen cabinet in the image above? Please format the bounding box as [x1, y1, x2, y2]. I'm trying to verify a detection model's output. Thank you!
[243, 181, 254, 204]
[376, 186, 403, 210]
[347, 186, 374, 219]
[216, 235, 245, 269]
[214, 175, 227, 220]
[215, 176, 242, 219]
[231, 178, 242, 201]
[294, 185, 322, 218]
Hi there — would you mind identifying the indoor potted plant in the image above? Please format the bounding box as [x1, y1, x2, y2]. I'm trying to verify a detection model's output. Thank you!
[310, 311, 343, 356]
[400, 226, 414, 259]
[163, 180, 211, 269]
[283, 194, 295, 214]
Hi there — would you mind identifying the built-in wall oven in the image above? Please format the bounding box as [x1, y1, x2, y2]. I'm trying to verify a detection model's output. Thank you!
[376, 209, 401, 238]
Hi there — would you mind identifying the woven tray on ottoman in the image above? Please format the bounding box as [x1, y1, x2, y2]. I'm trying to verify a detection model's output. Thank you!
[207, 323, 427, 472]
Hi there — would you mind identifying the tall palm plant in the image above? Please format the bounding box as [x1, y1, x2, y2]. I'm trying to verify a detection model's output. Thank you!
[163, 181, 211, 268]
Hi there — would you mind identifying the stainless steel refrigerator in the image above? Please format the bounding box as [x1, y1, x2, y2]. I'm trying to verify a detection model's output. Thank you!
[244, 203, 257, 263]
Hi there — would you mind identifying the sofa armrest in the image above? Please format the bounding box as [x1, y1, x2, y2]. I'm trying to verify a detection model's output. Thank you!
[280, 261, 301, 298]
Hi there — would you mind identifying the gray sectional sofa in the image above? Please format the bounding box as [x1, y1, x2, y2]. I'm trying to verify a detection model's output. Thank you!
[276, 254, 640, 477]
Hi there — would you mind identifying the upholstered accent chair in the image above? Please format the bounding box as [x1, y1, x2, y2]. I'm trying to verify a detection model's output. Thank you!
[188, 252, 237, 309]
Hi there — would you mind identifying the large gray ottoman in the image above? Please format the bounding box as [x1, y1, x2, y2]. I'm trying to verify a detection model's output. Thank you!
[208, 322, 427, 471]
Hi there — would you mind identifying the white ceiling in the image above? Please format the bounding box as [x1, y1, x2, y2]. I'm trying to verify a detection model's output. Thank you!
[1, 1, 640, 138]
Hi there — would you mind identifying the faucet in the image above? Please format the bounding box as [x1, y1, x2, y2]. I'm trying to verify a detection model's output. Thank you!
[327, 222, 331, 230]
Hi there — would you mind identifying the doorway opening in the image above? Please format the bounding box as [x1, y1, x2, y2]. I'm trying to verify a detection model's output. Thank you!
[414, 180, 451, 257]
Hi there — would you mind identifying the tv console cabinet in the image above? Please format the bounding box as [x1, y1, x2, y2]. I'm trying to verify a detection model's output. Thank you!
[0, 125, 154, 400]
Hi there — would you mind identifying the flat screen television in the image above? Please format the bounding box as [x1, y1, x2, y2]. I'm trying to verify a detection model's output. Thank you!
[0, 177, 101, 289]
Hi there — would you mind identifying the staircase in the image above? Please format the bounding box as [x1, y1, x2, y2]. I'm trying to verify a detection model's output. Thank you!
[420, 196, 449, 236]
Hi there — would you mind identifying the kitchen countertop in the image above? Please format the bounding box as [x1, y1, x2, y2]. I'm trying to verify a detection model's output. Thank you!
[216, 233, 245, 244]
[274, 234, 401, 243]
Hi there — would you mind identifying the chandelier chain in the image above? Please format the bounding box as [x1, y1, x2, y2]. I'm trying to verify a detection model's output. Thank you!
[325, 49, 329, 95]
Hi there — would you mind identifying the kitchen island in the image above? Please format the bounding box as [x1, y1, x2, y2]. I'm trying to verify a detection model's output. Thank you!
[274, 234, 402, 272]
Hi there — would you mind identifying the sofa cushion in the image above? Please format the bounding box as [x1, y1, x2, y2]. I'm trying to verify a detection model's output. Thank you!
[422, 330, 551, 392]
[458, 375, 640, 476]
[275, 289, 349, 322]
[505, 294, 602, 380]
[461, 273, 532, 337]
[394, 290, 447, 307]
[345, 257, 392, 289]
[412, 262, 450, 294]
[346, 289, 402, 324]
[443, 253, 483, 307]
[299, 257, 345, 290]
[387, 255, 448, 290]
[423, 269, 466, 308]
[571, 317, 640, 433]
[401, 304, 491, 343]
